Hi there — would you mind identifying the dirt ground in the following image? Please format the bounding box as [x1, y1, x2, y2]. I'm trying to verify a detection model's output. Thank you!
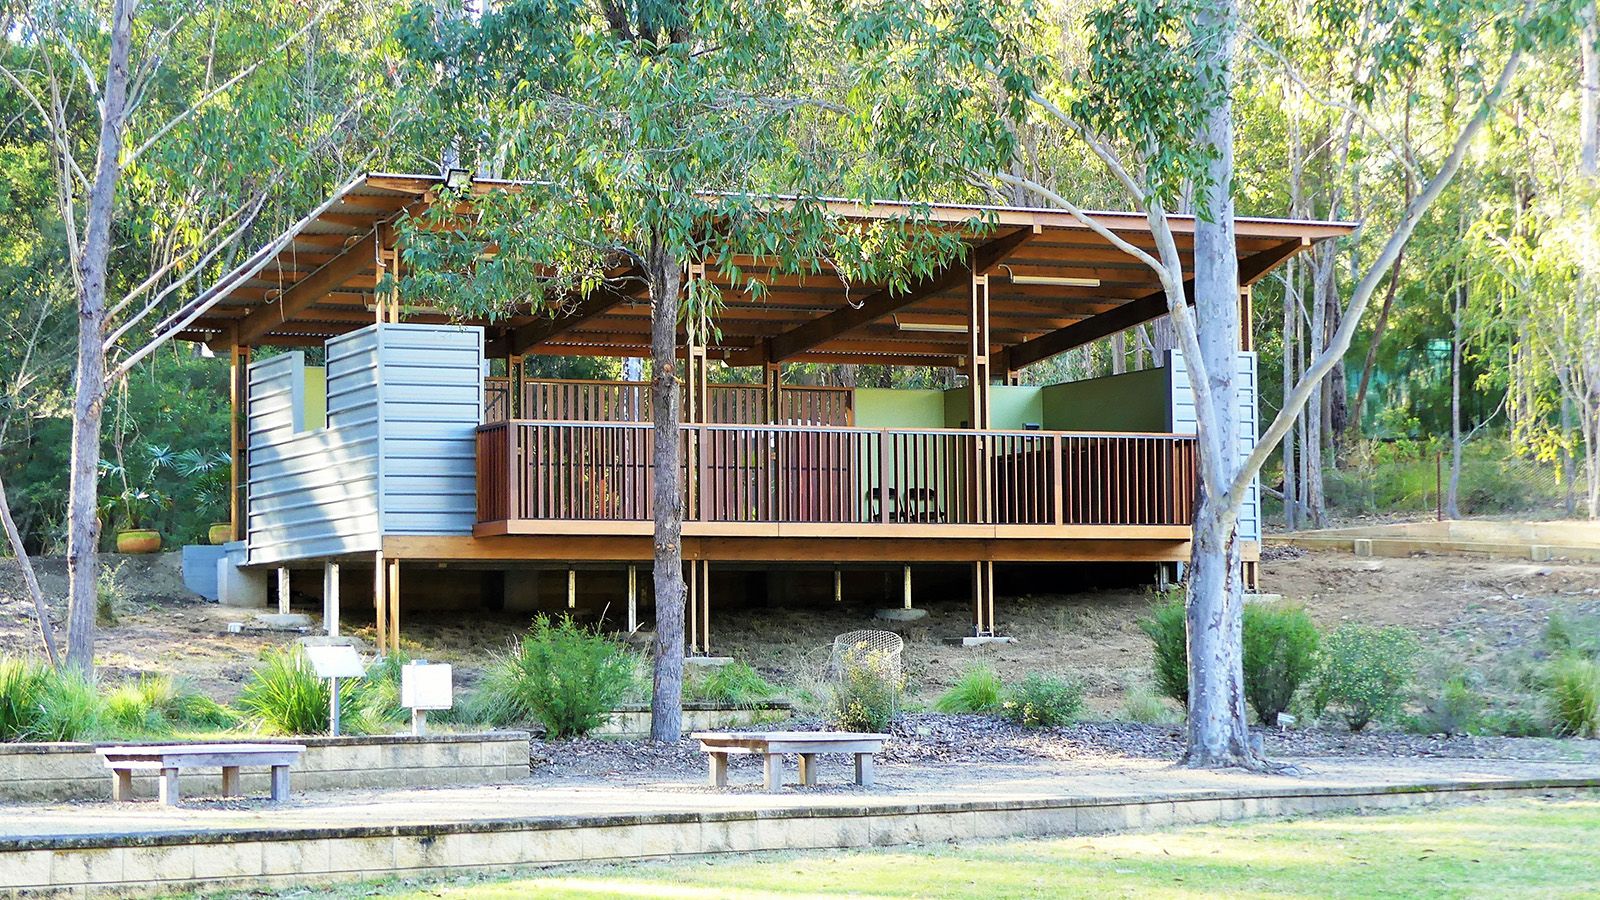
[2, 547, 1598, 710]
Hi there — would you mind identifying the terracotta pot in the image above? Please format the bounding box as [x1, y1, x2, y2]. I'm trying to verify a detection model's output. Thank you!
[208, 523, 233, 545]
[115, 530, 161, 554]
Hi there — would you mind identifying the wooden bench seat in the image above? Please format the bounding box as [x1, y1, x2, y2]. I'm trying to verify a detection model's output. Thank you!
[692, 731, 888, 790]
[97, 743, 307, 806]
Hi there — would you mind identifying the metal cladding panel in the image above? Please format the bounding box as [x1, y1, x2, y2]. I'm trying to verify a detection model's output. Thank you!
[376, 324, 485, 536]
[245, 328, 382, 565]
[1166, 349, 1261, 543]
[246, 353, 304, 447]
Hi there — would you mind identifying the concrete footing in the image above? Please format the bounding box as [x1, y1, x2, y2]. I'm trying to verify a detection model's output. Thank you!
[216, 542, 267, 608]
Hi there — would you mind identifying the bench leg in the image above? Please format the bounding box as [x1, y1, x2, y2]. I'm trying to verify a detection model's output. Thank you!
[221, 766, 241, 797]
[798, 753, 818, 787]
[762, 753, 783, 791]
[270, 765, 291, 803]
[708, 752, 729, 788]
[854, 753, 875, 788]
[111, 770, 134, 802]
[158, 768, 180, 806]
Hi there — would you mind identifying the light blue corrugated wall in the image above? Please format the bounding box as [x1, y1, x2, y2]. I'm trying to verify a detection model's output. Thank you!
[1166, 349, 1261, 543]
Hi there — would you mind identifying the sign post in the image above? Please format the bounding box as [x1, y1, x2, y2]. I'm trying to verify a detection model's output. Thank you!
[401, 661, 453, 736]
[304, 645, 366, 736]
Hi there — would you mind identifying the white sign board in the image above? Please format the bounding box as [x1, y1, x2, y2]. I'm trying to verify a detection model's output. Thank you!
[401, 662, 453, 711]
[304, 645, 366, 679]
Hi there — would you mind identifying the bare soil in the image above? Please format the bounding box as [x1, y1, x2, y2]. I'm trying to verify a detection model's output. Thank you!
[2, 546, 1598, 715]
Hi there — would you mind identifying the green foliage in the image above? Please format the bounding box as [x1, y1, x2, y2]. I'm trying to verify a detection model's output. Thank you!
[104, 675, 236, 736]
[1311, 625, 1421, 732]
[831, 651, 901, 733]
[474, 616, 636, 738]
[0, 658, 105, 742]
[1546, 656, 1600, 739]
[685, 661, 779, 708]
[934, 665, 1005, 714]
[1001, 674, 1085, 728]
[1139, 592, 1189, 706]
[1412, 674, 1485, 737]
[236, 647, 371, 736]
[1241, 601, 1321, 725]
[1120, 684, 1180, 724]
[95, 562, 123, 627]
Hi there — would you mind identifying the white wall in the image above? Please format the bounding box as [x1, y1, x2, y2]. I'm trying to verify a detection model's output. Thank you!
[1167, 349, 1261, 543]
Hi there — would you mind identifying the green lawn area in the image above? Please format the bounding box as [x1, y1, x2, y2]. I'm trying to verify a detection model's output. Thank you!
[274, 796, 1600, 899]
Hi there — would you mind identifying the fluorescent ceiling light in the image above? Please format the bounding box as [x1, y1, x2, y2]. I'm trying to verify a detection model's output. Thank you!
[1000, 265, 1100, 288]
[893, 316, 968, 334]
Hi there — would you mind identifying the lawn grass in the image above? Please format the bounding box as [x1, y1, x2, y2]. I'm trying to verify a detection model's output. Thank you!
[242, 795, 1600, 899]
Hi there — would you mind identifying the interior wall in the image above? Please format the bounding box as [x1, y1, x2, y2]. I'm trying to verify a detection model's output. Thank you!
[1041, 368, 1170, 432]
[303, 366, 327, 432]
[853, 387, 945, 428]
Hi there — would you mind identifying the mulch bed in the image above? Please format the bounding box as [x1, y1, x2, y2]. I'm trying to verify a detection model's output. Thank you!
[528, 713, 1600, 781]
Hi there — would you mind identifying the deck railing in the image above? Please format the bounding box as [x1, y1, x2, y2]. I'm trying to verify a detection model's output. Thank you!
[477, 420, 1196, 529]
[482, 378, 853, 426]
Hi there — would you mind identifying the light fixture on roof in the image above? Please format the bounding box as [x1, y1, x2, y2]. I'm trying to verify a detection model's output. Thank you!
[443, 167, 472, 191]
[893, 315, 968, 334]
[999, 264, 1100, 288]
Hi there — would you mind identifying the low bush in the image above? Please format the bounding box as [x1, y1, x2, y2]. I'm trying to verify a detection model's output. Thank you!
[831, 650, 901, 733]
[1139, 593, 1189, 705]
[1002, 674, 1084, 727]
[686, 660, 779, 708]
[1547, 656, 1600, 738]
[236, 647, 371, 735]
[0, 657, 106, 741]
[1119, 684, 1179, 724]
[1412, 674, 1485, 736]
[1242, 601, 1320, 725]
[1478, 708, 1550, 738]
[935, 664, 1005, 714]
[1310, 624, 1420, 732]
[475, 616, 637, 738]
[103, 675, 235, 736]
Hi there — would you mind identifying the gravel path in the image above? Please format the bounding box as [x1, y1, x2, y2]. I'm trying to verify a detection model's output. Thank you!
[528, 714, 1600, 783]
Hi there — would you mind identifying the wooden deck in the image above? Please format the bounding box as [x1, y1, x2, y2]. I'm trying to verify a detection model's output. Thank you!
[474, 420, 1197, 542]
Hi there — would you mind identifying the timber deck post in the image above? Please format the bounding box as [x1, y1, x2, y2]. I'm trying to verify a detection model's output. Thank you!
[276, 567, 289, 615]
[627, 565, 638, 632]
[323, 562, 340, 636]
[373, 551, 386, 654]
[387, 558, 400, 654]
[228, 338, 249, 543]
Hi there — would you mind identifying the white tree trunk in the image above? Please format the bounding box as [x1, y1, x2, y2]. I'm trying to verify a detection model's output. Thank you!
[1183, 0, 1257, 769]
[1582, 1, 1599, 177]
[647, 240, 687, 742]
[65, 0, 137, 673]
[0, 468, 61, 666]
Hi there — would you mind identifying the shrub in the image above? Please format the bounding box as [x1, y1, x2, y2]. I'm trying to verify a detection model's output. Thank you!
[831, 650, 901, 733]
[1478, 708, 1550, 738]
[1119, 684, 1178, 724]
[935, 664, 1005, 714]
[0, 657, 106, 742]
[1242, 601, 1320, 725]
[1311, 624, 1420, 732]
[237, 647, 370, 735]
[1002, 674, 1084, 727]
[104, 675, 235, 736]
[475, 616, 636, 738]
[1547, 656, 1600, 738]
[1139, 593, 1188, 705]
[1412, 674, 1485, 736]
[687, 660, 779, 708]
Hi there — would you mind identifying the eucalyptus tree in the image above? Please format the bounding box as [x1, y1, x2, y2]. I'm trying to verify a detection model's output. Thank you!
[861, 0, 1563, 767]
[2, 1, 398, 671]
[393, 0, 1018, 740]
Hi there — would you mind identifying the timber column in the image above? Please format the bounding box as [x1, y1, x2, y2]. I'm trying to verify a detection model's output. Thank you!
[228, 335, 250, 542]
[968, 270, 996, 637]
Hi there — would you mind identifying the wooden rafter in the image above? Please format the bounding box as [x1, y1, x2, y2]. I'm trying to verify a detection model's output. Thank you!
[507, 266, 648, 356]
[726, 226, 1038, 367]
[234, 231, 377, 346]
[999, 237, 1310, 370]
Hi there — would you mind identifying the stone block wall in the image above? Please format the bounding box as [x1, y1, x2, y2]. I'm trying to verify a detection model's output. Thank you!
[0, 732, 529, 803]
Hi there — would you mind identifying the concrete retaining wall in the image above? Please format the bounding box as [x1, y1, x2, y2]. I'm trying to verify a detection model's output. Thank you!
[594, 702, 791, 739]
[0, 732, 528, 803]
[2, 776, 1593, 896]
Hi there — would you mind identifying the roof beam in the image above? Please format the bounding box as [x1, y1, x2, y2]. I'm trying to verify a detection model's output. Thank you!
[506, 266, 647, 356]
[728, 226, 1037, 367]
[235, 231, 377, 346]
[1000, 237, 1310, 370]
